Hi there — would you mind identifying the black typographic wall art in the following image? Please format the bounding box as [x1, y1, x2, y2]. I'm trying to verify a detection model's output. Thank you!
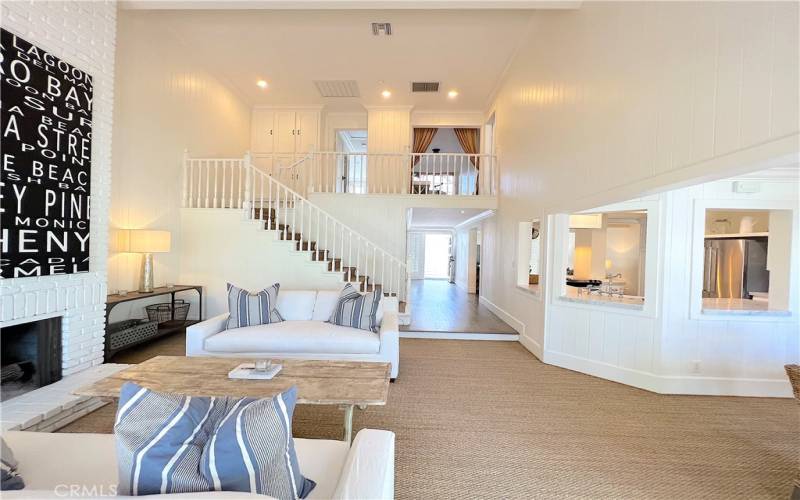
[0, 28, 93, 278]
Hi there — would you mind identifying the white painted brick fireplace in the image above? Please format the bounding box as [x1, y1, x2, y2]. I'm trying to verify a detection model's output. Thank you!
[0, 0, 117, 376]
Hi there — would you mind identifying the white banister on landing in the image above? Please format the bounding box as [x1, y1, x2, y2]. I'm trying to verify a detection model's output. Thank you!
[304, 151, 497, 196]
[221, 150, 497, 198]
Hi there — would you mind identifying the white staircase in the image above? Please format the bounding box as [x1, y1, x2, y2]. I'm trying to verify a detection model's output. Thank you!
[183, 152, 411, 323]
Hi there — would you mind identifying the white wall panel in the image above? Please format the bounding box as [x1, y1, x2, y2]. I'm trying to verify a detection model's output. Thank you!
[177, 210, 345, 319]
[482, 1, 798, 396]
[0, 0, 116, 375]
[109, 11, 251, 295]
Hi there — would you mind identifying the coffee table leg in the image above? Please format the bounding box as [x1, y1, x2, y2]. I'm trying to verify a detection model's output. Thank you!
[342, 404, 354, 444]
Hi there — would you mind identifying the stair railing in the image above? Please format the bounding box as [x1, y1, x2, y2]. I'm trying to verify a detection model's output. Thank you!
[182, 151, 409, 302]
[246, 165, 409, 301]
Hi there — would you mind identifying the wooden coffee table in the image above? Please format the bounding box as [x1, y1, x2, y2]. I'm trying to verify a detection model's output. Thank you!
[73, 356, 390, 443]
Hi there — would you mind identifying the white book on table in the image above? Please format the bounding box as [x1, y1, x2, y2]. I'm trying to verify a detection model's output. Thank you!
[228, 363, 282, 380]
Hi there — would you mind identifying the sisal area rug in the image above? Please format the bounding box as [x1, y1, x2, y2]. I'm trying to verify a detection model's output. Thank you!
[59, 335, 798, 499]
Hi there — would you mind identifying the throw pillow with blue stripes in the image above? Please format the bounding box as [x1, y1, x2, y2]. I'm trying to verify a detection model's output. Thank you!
[115, 382, 315, 499]
[327, 283, 383, 333]
[226, 282, 284, 330]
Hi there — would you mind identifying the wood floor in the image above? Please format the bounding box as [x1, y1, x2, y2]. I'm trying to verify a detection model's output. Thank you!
[400, 279, 517, 334]
[61, 334, 798, 499]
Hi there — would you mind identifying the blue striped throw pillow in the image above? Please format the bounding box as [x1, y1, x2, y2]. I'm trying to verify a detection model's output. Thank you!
[226, 282, 284, 329]
[327, 283, 382, 333]
[115, 382, 315, 499]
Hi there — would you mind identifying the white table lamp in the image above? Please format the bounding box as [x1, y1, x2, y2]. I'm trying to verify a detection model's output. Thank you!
[126, 230, 171, 293]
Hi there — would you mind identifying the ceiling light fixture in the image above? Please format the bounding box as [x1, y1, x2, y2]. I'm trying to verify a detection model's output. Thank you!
[381, 89, 392, 98]
[448, 90, 459, 99]
[256, 80, 268, 89]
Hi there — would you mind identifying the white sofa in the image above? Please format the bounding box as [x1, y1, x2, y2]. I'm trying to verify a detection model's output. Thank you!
[186, 290, 400, 379]
[2, 428, 395, 499]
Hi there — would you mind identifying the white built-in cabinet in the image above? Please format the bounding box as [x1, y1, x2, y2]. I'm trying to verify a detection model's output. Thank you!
[250, 108, 321, 188]
[250, 108, 321, 155]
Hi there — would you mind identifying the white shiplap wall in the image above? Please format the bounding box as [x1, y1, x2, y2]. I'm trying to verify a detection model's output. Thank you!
[543, 175, 799, 397]
[481, 1, 799, 396]
[0, 1, 117, 375]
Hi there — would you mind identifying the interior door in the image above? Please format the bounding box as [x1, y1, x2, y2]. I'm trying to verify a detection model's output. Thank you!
[273, 111, 297, 154]
[294, 111, 319, 153]
[250, 109, 274, 153]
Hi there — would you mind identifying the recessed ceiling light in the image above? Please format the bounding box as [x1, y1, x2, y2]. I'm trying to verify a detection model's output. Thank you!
[381, 89, 392, 98]
[256, 80, 268, 89]
[448, 90, 459, 99]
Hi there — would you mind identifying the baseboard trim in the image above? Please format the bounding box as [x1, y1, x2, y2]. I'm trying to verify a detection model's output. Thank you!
[518, 334, 543, 360]
[400, 331, 519, 341]
[544, 349, 793, 398]
[478, 296, 524, 335]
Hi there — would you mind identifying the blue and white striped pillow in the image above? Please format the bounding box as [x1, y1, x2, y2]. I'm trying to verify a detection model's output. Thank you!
[327, 283, 382, 333]
[114, 382, 315, 499]
[226, 282, 284, 330]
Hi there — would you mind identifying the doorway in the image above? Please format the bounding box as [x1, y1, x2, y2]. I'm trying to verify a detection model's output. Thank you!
[335, 129, 367, 193]
[404, 208, 516, 335]
[423, 233, 452, 279]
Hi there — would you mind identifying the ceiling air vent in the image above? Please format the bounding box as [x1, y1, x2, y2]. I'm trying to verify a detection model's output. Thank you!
[411, 82, 440, 93]
[313, 80, 360, 98]
[371, 22, 392, 35]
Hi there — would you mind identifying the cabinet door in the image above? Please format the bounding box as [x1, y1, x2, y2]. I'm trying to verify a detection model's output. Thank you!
[294, 111, 319, 153]
[250, 109, 274, 153]
[273, 111, 297, 153]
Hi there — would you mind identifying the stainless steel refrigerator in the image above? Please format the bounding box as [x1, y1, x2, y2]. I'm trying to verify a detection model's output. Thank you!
[703, 237, 769, 299]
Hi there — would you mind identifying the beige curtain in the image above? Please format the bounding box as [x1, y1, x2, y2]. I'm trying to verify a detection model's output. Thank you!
[454, 128, 481, 194]
[412, 128, 438, 165]
[453, 128, 480, 166]
[410, 128, 438, 192]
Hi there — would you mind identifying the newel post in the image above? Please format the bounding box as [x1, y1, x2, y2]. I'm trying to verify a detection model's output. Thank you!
[243, 151, 252, 218]
[181, 149, 189, 208]
[403, 144, 411, 195]
[307, 145, 316, 196]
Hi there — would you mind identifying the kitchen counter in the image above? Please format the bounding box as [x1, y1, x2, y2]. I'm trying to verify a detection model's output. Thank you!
[702, 298, 791, 316]
[558, 287, 645, 311]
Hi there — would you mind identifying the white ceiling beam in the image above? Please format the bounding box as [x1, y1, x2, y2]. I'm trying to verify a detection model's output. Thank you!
[121, 0, 581, 10]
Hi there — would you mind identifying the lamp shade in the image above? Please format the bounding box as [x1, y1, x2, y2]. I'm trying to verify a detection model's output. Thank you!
[127, 230, 171, 253]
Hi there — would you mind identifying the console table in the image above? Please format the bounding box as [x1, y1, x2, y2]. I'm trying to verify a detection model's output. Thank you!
[105, 285, 203, 361]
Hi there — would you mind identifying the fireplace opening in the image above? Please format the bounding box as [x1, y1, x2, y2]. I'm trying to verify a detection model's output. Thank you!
[1, 317, 62, 402]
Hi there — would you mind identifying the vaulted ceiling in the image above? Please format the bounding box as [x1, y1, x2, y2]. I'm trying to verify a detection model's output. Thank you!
[119, 9, 537, 110]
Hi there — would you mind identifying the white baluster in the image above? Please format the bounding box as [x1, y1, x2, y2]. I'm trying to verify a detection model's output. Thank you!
[292, 194, 297, 245]
[188, 159, 195, 208]
[356, 237, 361, 287]
[222, 161, 228, 208]
[202, 160, 209, 208]
[348, 233, 353, 282]
[372, 247, 377, 291]
[268, 176, 273, 228]
[276, 183, 282, 236]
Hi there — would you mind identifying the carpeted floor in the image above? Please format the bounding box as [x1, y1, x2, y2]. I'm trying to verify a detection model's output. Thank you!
[59, 331, 798, 499]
